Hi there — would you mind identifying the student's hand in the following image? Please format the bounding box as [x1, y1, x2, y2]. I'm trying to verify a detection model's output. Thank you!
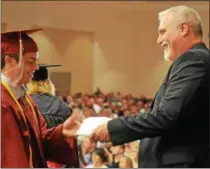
[62, 109, 81, 137]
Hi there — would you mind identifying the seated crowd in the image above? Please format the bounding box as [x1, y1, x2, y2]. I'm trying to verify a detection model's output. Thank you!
[59, 89, 153, 168]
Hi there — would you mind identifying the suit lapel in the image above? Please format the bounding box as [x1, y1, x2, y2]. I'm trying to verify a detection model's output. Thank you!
[150, 63, 174, 109]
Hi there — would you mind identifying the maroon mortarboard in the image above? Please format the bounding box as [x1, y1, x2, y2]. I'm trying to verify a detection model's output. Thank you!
[1, 28, 42, 57]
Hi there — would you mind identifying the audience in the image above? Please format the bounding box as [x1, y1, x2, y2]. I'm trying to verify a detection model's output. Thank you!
[58, 88, 152, 168]
[85, 148, 108, 168]
[119, 156, 134, 168]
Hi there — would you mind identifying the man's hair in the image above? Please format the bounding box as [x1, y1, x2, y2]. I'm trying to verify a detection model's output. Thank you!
[158, 5, 203, 38]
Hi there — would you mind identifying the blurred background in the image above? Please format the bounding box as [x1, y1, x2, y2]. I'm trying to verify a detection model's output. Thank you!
[2, 1, 209, 168]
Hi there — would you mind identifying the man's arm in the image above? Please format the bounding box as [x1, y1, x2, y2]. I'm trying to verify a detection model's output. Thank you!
[108, 51, 207, 146]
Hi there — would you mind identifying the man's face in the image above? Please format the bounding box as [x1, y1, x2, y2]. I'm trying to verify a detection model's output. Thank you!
[87, 98, 95, 106]
[96, 98, 104, 106]
[99, 108, 112, 118]
[66, 96, 72, 103]
[137, 101, 144, 109]
[8, 52, 39, 85]
[157, 15, 182, 61]
[21, 52, 39, 84]
[76, 98, 82, 105]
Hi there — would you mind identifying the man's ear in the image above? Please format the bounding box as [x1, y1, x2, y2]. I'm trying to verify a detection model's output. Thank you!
[4, 55, 18, 67]
[4, 55, 12, 65]
[180, 22, 190, 37]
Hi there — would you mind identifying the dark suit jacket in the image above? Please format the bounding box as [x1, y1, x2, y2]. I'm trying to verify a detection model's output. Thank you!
[108, 42, 210, 167]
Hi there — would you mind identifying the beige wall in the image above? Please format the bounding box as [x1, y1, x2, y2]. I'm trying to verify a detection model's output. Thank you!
[1, 22, 7, 32]
[30, 27, 94, 94]
[2, 1, 209, 97]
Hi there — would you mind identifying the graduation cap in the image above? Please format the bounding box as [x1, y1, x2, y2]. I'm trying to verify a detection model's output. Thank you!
[1, 28, 42, 57]
[32, 64, 61, 81]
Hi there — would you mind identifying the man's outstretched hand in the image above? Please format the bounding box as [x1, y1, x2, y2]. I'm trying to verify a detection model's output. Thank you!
[62, 109, 81, 137]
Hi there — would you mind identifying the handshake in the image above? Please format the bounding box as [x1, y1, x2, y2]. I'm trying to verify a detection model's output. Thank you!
[77, 117, 111, 142]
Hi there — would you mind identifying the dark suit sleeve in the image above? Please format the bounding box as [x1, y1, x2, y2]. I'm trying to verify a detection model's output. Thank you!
[108, 51, 207, 146]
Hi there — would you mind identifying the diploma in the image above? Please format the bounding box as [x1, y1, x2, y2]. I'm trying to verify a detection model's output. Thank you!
[76, 117, 111, 136]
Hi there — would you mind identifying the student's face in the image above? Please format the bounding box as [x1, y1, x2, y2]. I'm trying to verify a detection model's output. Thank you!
[21, 53, 39, 84]
[5, 52, 39, 85]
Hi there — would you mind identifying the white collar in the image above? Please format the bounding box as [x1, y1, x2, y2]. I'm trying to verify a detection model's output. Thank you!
[1, 73, 26, 99]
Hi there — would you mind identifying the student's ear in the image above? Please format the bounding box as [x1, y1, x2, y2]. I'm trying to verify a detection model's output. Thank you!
[4, 55, 12, 65]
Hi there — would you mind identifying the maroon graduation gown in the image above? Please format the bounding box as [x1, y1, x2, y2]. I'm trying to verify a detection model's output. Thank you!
[1, 85, 78, 167]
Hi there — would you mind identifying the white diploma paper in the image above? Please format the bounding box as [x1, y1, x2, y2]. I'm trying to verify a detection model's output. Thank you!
[76, 117, 111, 136]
